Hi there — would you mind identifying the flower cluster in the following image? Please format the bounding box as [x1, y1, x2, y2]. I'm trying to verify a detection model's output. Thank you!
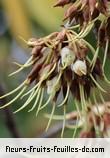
[55, 0, 110, 71]
[0, 0, 110, 137]
[79, 102, 110, 138]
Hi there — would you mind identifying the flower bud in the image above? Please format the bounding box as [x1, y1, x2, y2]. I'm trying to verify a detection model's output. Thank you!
[89, 0, 96, 15]
[53, 0, 70, 7]
[92, 105, 105, 116]
[31, 46, 42, 57]
[46, 76, 61, 95]
[71, 60, 87, 76]
[63, 4, 77, 21]
[60, 47, 75, 68]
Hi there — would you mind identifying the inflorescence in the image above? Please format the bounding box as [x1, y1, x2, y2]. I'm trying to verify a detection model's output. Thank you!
[1, 0, 110, 137]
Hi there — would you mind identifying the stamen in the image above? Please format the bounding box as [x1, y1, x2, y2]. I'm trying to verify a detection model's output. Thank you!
[14, 90, 35, 114]
[58, 84, 70, 107]
[21, 83, 40, 99]
[87, 57, 91, 63]
[9, 57, 33, 76]
[66, 124, 77, 129]
[83, 39, 95, 55]
[67, 24, 80, 29]
[91, 47, 100, 70]
[74, 99, 82, 120]
[103, 73, 110, 84]
[66, 119, 82, 130]
[75, 26, 86, 38]
[90, 74, 106, 93]
[80, 23, 94, 38]
[36, 88, 44, 117]
[93, 92, 102, 119]
[45, 111, 79, 121]
[79, 84, 84, 111]
[18, 36, 28, 44]
[92, 112, 102, 137]
[72, 116, 78, 138]
[28, 88, 42, 112]
[45, 50, 52, 65]
[68, 23, 94, 42]
[14, 87, 40, 113]
[45, 102, 56, 132]
[13, 60, 34, 68]
[0, 86, 27, 109]
[0, 80, 27, 99]
[61, 105, 66, 138]
[81, 85, 87, 111]
[98, 89, 105, 104]
[45, 114, 65, 120]
[102, 39, 109, 69]
[39, 95, 53, 111]
[79, 84, 88, 131]
[13, 62, 25, 67]
[42, 39, 53, 49]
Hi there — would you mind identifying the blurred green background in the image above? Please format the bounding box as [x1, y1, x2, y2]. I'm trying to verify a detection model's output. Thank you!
[0, 0, 110, 138]
[0, 0, 65, 138]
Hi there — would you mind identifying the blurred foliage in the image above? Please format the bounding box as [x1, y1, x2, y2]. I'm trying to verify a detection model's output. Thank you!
[0, 0, 64, 138]
[0, 0, 63, 41]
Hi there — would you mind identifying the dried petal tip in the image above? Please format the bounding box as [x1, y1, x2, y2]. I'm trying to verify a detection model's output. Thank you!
[71, 60, 87, 76]
[53, 0, 70, 7]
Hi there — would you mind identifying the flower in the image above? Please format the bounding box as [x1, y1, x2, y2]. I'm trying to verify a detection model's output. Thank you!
[79, 102, 110, 138]
[0, 27, 106, 136]
[71, 60, 87, 76]
[46, 75, 61, 95]
[60, 47, 75, 67]
[0, 0, 110, 137]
